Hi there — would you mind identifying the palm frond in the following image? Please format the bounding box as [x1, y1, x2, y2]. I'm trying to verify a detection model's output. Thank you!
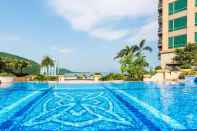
[139, 40, 146, 48]
[143, 46, 152, 52]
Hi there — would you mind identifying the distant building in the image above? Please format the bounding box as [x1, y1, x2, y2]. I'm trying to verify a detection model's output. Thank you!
[158, 0, 196, 68]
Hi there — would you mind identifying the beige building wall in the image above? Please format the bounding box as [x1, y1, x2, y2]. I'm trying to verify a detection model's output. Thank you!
[160, 0, 196, 69]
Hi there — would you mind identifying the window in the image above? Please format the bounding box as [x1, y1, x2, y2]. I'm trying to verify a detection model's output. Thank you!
[169, 0, 187, 15]
[195, 13, 197, 25]
[169, 3, 174, 15]
[168, 34, 187, 48]
[174, 34, 187, 48]
[195, 32, 197, 43]
[168, 16, 187, 31]
[169, 20, 174, 32]
[168, 37, 174, 48]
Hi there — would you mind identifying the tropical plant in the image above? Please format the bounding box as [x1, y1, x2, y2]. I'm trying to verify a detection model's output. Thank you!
[132, 39, 152, 56]
[41, 56, 54, 76]
[174, 44, 197, 69]
[100, 73, 125, 81]
[155, 66, 162, 70]
[115, 40, 152, 81]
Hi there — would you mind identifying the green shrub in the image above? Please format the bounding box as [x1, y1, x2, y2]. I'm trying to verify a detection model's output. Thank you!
[33, 75, 58, 81]
[100, 73, 125, 81]
[180, 64, 192, 69]
[33, 75, 46, 81]
[155, 66, 161, 70]
[47, 76, 58, 81]
[179, 70, 197, 79]
[0, 72, 14, 77]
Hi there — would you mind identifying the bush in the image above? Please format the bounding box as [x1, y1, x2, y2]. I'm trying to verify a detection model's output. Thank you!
[33, 75, 46, 81]
[180, 64, 192, 69]
[33, 75, 58, 81]
[155, 66, 161, 70]
[0, 72, 15, 77]
[179, 70, 197, 79]
[100, 73, 125, 81]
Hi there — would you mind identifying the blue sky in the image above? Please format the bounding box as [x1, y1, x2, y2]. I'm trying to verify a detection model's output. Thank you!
[0, 0, 159, 72]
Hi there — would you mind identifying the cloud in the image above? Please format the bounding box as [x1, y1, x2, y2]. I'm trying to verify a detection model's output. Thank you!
[48, 0, 157, 41]
[128, 20, 158, 43]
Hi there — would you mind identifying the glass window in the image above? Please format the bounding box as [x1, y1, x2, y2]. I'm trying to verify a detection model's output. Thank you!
[168, 16, 187, 32]
[174, 34, 187, 48]
[169, 0, 187, 15]
[168, 34, 187, 48]
[174, 0, 187, 13]
[168, 37, 174, 48]
[169, 20, 174, 32]
[195, 32, 197, 43]
[169, 3, 174, 15]
[195, 13, 197, 25]
[174, 16, 187, 30]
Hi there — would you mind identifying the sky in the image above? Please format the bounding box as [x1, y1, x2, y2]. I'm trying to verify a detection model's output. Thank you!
[0, 0, 159, 72]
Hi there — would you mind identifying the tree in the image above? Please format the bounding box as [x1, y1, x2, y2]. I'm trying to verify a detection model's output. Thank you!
[41, 56, 54, 76]
[18, 60, 29, 74]
[0, 57, 5, 71]
[132, 39, 152, 56]
[115, 40, 152, 81]
[174, 44, 197, 69]
[114, 45, 134, 59]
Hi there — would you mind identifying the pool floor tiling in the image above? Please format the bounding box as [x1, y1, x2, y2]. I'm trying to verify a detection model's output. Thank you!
[0, 82, 196, 131]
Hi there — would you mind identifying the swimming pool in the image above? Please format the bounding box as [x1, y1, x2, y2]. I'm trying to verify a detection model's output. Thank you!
[0, 82, 196, 130]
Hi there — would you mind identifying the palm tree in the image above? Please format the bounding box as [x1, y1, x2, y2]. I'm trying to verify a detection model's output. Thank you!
[114, 39, 152, 81]
[114, 45, 135, 59]
[41, 56, 54, 76]
[132, 40, 152, 56]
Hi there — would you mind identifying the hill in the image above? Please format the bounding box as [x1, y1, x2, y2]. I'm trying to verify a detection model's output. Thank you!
[0, 52, 40, 75]
[58, 68, 72, 75]
[0, 52, 73, 75]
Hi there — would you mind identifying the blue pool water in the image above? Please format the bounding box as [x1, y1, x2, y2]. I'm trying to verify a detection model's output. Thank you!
[0, 82, 196, 130]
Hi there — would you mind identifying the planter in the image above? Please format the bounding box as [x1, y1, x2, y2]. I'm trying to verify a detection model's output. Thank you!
[0, 76, 15, 83]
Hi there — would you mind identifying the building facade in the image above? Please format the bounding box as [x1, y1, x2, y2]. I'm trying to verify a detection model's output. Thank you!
[158, 0, 197, 68]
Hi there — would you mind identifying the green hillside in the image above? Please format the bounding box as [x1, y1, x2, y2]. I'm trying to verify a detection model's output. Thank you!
[58, 68, 72, 75]
[0, 52, 73, 76]
[0, 52, 40, 75]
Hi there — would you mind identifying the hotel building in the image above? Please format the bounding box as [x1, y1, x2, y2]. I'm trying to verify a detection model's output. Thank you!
[158, 0, 197, 68]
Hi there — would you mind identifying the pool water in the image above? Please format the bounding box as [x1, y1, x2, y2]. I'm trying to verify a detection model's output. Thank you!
[0, 82, 196, 130]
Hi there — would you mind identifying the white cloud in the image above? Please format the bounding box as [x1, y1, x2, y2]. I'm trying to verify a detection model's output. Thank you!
[49, 0, 157, 40]
[128, 20, 158, 43]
